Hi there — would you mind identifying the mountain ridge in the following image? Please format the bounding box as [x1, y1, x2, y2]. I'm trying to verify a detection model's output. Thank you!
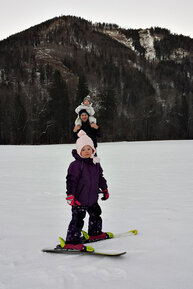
[0, 15, 193, 144]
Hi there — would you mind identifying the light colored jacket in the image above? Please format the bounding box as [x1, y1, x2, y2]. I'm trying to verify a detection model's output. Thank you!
[75, 103, 95, 116]
[75, 103, 97, 125]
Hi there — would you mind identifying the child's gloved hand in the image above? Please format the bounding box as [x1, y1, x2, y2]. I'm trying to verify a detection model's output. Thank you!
[66, 194, 81, 206]
[101, 189, 109, 201]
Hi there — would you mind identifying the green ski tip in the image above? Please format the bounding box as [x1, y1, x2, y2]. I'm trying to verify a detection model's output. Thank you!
[129, 229, 138, 235]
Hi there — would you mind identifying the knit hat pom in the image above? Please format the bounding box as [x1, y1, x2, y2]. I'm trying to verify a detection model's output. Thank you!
[77, 130, 86, 138]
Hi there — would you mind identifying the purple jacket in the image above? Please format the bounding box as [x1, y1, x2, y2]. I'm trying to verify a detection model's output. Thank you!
[66, 149, 108, 206]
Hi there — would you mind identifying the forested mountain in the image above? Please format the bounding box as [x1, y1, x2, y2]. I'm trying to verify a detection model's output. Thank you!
[0, 16, 193, 144]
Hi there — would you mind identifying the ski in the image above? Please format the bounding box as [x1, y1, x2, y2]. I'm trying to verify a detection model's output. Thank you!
[42, 230, 137, 256]
[42, 247, 126, 256]
[81, 229, 138, 244]
[42, 236, 127, 256]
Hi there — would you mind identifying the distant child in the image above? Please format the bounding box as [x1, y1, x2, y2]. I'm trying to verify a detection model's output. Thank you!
[75, 95, 97, 127]
[63, 130, 110, 252]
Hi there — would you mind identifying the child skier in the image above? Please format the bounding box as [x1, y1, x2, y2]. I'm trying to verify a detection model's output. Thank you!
[75, 95, 97, 126]
[64, 130, 110, 251]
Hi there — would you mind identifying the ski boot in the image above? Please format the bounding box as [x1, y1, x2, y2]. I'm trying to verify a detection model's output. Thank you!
[81, 230, 114, 243]
[58, 237, 94, 252]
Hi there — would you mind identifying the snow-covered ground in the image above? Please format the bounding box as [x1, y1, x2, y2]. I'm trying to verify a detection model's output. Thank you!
[1, 140, 193, 289]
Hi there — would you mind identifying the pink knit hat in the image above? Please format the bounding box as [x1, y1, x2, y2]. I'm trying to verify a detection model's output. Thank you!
[76, 130, 95, 157]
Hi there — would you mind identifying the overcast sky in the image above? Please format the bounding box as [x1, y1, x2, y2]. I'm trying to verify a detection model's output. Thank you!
[0, 0, 193, 41]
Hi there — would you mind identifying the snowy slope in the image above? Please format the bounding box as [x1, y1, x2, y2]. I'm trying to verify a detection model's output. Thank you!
[1, 140, 193, 289]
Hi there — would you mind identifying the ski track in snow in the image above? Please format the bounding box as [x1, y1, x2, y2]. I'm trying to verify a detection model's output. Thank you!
[0, 140, 193, 289]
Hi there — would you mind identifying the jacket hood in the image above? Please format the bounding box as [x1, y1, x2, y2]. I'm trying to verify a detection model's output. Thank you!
[72, 149, 84, 161]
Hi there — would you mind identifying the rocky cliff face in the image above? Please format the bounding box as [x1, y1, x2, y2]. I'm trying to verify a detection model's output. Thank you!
[0, 16, 193, 144]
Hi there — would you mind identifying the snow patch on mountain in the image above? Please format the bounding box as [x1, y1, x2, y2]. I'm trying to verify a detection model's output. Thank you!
[170, 48, 189, 61]
[103, 30, 137, 53]
[139, 29, 156, 61]
[103, 29, 159, 62]
[34, 48, 76, 82]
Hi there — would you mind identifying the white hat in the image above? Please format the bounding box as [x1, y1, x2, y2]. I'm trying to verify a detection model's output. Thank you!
[76, 130, 95, 156]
